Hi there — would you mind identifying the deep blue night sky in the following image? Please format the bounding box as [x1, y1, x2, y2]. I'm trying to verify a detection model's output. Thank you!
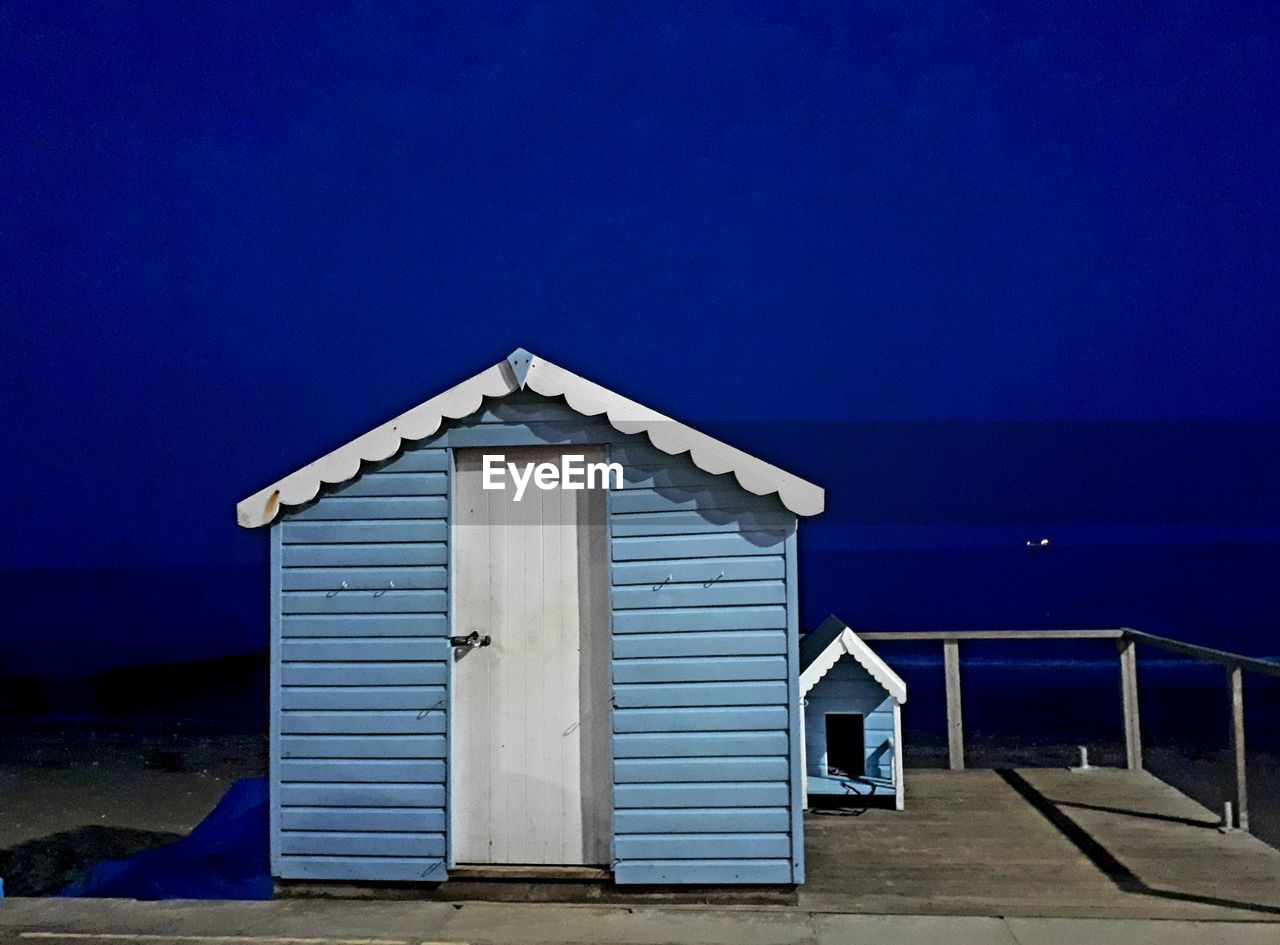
[3, 3, 1278, 678]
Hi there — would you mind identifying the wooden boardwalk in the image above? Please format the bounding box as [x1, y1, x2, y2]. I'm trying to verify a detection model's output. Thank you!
[801, 768, 1280, 920]
[282, 767, 1280, 921]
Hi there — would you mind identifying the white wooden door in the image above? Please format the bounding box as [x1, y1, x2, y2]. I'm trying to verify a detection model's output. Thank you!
[451, 447, 611, 866]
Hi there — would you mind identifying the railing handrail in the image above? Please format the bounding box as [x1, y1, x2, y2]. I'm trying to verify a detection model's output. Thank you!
[859, 629, 1124, 642]
[850, 625, 1275, 832]
[856, 627, 1280, 678]
[1120, 628, 1280, 679]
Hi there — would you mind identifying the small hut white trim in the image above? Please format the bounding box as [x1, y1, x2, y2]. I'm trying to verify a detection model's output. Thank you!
[800, 619, 907, 704]
[800, 616, 907, 811]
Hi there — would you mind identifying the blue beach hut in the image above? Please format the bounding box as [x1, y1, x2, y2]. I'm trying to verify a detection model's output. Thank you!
[236, 348, 825, 886]
[800, 616, 907, 810]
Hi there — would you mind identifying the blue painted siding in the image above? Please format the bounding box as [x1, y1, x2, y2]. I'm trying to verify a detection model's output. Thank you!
[268, 528, 282, 873]
[273, 447, 451, 883]
[783, 523, 805, 883]
[804, 659, 897, 796]
[267, 393, 804, 886]
[607, 430, 798, 886]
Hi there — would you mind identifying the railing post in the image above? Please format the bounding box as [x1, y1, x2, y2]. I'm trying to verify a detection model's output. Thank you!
[944, 638, 965, 770]
[1228, 665, 1249, 832]
[1117, 635, 1143, 770]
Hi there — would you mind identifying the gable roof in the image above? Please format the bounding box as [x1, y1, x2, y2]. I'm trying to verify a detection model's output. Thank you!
[800, 615, 907, 704]
[236, 348, 825, 527]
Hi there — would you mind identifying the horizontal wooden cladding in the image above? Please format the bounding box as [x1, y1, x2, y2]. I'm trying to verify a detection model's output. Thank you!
[281, 521, 447, 544]
[615, 833, 790, 860]
[280, 760, 445, 783]
[614, 859, 791, 885]
[610, 510, 793, 538]
[280, 710, 445, 736]
[280, 831, 446, 858]
[614, 606, 787, 634]
[271, 456, 453, 887]
[614, 807, 791, 834]
[611, 556, 784, 586]
[283, 543, 448, 568]
[807, 703, 892, 721]
[614, 706, 789, 733]
[282, 566, 447, 592]
[610, 487, 783, 516]
[612, 532, 785, 561]
[281, 662, 447, 687]
[282, 639, 448, 662]
[615, 731, 788, 758]
[613, 630, 786, 659]
[282, 614, 448, 638]
[281, 589, 447, 615]
[809, 680, 897, 701]
[615, 781, 790, 809]
[807, 701, 894, 723]
[281, 685, 446, 711]
[281, 784, 444, 808]
[613, 680, 789, 708]
[612, 656, 786, 684]
[616, 756, 789, 783]
[377, 449, 450, 473]
[277, 855, 446, 882]
[287, 497, 448, 521]
[281, 807, 446, 832]
[612, 580, 786, 611]
[328, 473, 448, 498]
[281, 734, 445, 759]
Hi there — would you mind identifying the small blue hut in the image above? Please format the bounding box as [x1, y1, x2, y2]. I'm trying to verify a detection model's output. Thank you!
[800, 616, 907, 809]
[237, 348, 825, 886]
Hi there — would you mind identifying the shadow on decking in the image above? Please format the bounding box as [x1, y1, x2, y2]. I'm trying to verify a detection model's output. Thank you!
[996, 769, 1280, 917]
[799, 768, 1280, 920]
[1042, 796, 1219, 830]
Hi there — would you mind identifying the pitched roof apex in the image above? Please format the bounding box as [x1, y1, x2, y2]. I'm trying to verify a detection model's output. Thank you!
[800, 615, 907, 704]
[235, 348, 825, 527]
[506, 348, 536, 388]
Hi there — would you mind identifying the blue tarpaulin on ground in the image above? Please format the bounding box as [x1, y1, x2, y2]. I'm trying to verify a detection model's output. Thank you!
[60, 778, 272, 900]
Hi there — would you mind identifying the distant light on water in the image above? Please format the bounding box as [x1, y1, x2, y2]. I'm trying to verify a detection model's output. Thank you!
[1026, 538, 1051, 548]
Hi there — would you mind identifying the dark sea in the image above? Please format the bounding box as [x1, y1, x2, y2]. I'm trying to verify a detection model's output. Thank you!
[2, 538, 1277, 736]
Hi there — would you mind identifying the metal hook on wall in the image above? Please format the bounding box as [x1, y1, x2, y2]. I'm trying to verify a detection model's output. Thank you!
[373, 580, 397, 598]
[325, 580, 349, 598]
[703, 571, 724, 588]
[652, 574, 671, 591]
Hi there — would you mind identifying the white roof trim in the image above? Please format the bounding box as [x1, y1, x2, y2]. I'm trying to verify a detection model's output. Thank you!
[236, 348, 825, 527]
[801, 623, 907, 704]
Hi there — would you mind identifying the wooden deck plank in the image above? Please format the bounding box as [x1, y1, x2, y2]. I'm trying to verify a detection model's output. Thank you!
[798, 768, 1280, 920]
